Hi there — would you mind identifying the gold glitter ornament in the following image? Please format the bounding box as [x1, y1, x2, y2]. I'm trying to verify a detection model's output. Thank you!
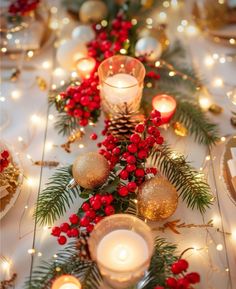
[173, 122, 188, 137]
[72, 152, 110, 189]
[137, 176, 178, 221]
[79, 0, 108, 24]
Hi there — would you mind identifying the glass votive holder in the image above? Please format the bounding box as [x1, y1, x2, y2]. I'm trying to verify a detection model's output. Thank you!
[98, 55, 146, 116]
[88, 214, 154, 289]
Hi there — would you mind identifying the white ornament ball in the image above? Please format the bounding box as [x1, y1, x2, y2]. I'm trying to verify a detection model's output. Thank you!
[135, 36, 162, 61]
[79, 0, 108, 23]
[56, 39, 88, 71]
[72, 25, 95, 43]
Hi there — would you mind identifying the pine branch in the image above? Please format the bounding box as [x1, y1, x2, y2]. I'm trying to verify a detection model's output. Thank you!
[173, 100, 220, 146]
[35, 166, 81, 225]
[54, 113, 78, 137]
[150, 144, 212, 214]
[25, 242, 102, 289]
[140, 237, 178, 289]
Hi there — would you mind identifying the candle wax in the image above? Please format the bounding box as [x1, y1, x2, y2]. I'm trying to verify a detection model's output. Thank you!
[76, 57, 96, 79]
[152, 94, 176, 123]
[59, 283, 80, 289]
[102, 73, 139, 105]
[97, 229, 149, 271]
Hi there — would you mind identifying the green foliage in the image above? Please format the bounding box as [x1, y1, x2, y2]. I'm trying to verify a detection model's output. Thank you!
[35, 166, 81, 225]
[150, 144, 212, 214]
[25, 242, 102, 289]
[54, 113, 78, 136]
[173, 100, 220, 146]
[140, 238, 178, 289]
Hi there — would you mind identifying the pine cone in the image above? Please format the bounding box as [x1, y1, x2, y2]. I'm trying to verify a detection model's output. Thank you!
[108, 103, 144, 140]
[76, 232, 91, 261]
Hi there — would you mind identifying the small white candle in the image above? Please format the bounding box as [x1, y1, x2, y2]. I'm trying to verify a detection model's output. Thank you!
[59, 283, 79, 289]
[102, 73, 139, 105]
[97, 229, 149, 271]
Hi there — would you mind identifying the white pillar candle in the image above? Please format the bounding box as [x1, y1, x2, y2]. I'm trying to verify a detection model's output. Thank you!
[97, 229, 149, 271]
[102, 73, 139, 105]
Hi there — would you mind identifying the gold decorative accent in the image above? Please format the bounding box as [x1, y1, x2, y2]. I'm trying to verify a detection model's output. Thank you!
[61, 129, 85, 153]
[137, 175, 178, 221]
[172, 122, 188, 137]
[72, 152, 110, 189]
[10, 68, 21, 82]
[36, 76, 47, 91]
[33, 160, 59, 168]
[209, 103, 223, 114]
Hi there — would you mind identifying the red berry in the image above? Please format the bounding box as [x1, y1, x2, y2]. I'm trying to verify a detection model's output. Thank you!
[51, 226, 61, 237]
[91, 199, 102, 210]
[119, 170, 129, 180]
[137, 150, 148, 159]
[126, 164, 136, 172]
[90, 133, 98, 140]
[85, 209, 96, 220]
[146, 136, 156, 146]
[60, 222, 70, 233]
[151, 110, 161, 118]
[70, 228, 79, 237]
[177, 278, 189, 289]
[105, 205, 115, 216]
[94, 216, 103, 223]
[154, 287, 164, 289]
[57, 235, 67, 245]
[130, 134, 141, 144]
[66, 230, 73, 238]
[135, 168, 145, 177]
[147, 126, 158, 135]
[80, 217, 90, 227]
[127, 182, 137, 192]
[118, 186, 129, 197]
[101, 195, 110, 206]
[1, 150, 9, 159]
[178, 259, 189, 271]
[86, 224, 94, 233]
[156, 136, 164, 145]
[127, 144, 138, 153]
[150, 167, 158, 175]
[112, 147, 121, 155]
[69, 214, 79, 225]
[185, 272, 200, 284]
[79, 119, 88, 126]
[122, 152, 130, 159]
[82, 202, 90, 212]
[166, 277, 177, 288]
[126, 155, 136, 164]
[1, 159, 9, 168]
[135, 124, 145, 133]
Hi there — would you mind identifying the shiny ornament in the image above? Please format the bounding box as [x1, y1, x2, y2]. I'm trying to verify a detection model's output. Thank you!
[137, 176, 178, 221]
[138, 26, 169, 50]
[79, 0, 108, 24]
[208, 103, 223, 115]
[56, 39, 87, 71]
[173, 122, 188, 137]
[72, 152, 110, 189]
[72, 25, 95, 43]
[135, 36, 162, 61]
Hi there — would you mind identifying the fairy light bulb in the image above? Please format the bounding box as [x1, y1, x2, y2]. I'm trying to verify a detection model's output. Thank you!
[213, 78, 223, 87]
[204, 56, 214, 67]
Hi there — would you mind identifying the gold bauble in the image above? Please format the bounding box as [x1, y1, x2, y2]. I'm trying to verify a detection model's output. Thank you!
[137, 176, 178, 221]
[79, 0, 108, 24]
[72, 152, 110, 189]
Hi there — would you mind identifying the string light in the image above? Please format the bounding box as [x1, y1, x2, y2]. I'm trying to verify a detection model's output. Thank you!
[37, 252, 42, 257]
[11, 90, 21, 100]
[186, 25, 198, 36]
[48, 114, 54, 120]
[220, 136, 226, 142]
[216, 244, 223, 251]
[28, 248, 36, 254]
[26, 177, 34, 186]
[213, 78, 223, 87]
[177, 25, 184, 32]
[78, 144, 84, 149]
[31, 114, 41, 124]
[71, 71, 78, 79]
[27, 51, 34, 58]
[0, 96, 6, 102]
[231, 230, 236, 241]
[45, 141, 53, 151]
[50, 6, 58, 14]
[229, 38, 235, 45]
[18, 136, 23, 142]
[163, 1, 170, 8]
[42, 61, 52, 69]
[204, 56, 214, 67]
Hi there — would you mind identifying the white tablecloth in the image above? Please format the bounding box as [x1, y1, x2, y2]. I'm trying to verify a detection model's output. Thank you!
[1, 2, 236, 289]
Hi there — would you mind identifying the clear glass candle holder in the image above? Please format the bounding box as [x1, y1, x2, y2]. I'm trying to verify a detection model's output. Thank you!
[98, 55, 146, 116]
[88, 214, 154, 289]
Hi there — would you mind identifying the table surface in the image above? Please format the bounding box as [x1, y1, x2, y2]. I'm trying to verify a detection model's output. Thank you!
[1, 2, 236, 289]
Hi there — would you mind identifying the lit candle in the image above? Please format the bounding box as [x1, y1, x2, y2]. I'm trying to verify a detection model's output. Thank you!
[98, 55, 145, 115]
[52, 275, 81, 289]
[76, 57, 96, 79]
[102, 73, 139, 105]
[88, 214, 154, 288]
[152, 94, 177, 124]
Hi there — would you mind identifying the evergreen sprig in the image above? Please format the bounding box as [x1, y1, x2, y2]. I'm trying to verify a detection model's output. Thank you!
[140, 237, 178, 289]
[54, 113, 78, 136]
[173, 100, 220, 146]
[150, 144, 212, 214]
[25, 242, 102, 289]
[35, 166, 81, 225]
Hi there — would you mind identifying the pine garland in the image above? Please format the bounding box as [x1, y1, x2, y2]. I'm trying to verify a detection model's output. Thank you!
[54, 113, 78, 137]
[35, 166, 81, 225]
[173, 100, 220, 146]
[150, 144, 212, 214]
[25, 242, 101, 289]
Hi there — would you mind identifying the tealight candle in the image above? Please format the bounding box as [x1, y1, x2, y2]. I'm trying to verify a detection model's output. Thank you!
[88, 214, 154, 289]
[52, 275, 81, 289]
[98, 55, 145, 115]
[152, 94, 177, 124]
[76, 57, 96, 79]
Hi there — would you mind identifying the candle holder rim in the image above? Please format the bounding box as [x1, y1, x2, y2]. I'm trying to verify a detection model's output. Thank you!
[51, 274, 81, 289]
[100, 79, 141, 89]
[88, 213, 154, 274]
[152, 93, 177, 103]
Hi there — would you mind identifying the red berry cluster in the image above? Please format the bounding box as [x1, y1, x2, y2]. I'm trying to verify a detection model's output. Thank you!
[146, 70, 161, 80]
[155, 259, 200, 289]
[99, 110, 164, 197]
[0, 150, 10, 173]
[8, 0, 40, 15]
[60, 74, 100, 127]
[88, 14, 133, 59]
[51, 214, 80, 245]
